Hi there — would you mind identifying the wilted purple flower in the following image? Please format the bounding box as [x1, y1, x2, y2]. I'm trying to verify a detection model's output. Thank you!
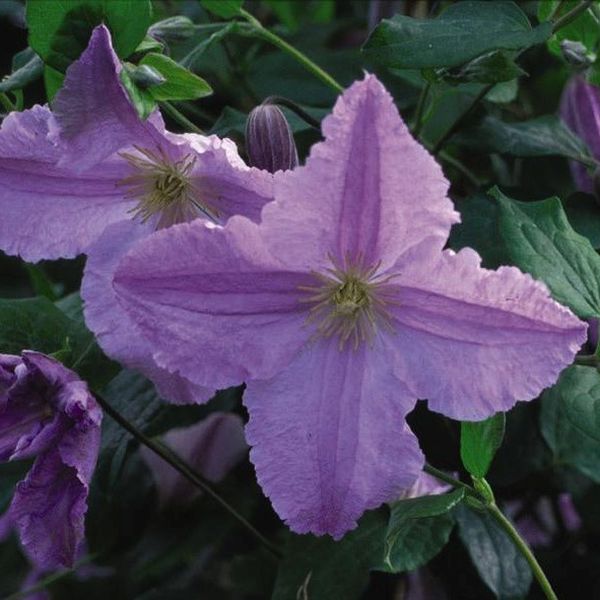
[246, 103, 299, 173]
[0, 25, 273, 406]
[113, 74, 586, 537]
[140, 412, 247, 507]
[0, 352, 101, 569]
[560, 77, 600, 193]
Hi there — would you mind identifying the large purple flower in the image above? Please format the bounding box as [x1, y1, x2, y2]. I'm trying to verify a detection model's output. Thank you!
[0, 351, 101, 569]
[0, 25, 273, 405]
[113, 75, 586, 537]
[560, 76, 600, 192]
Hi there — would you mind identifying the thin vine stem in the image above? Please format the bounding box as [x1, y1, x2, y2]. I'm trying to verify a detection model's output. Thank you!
[552, 0, 594, 33]
[263, 95, 321, 129]
[93, 392, 282, 559]
[159, 101, 205, 134]
[0, 92, 15, 112]
[487, 504, 558, 600]
[411, 81, 432, 136]
[240, 9, 343, 93]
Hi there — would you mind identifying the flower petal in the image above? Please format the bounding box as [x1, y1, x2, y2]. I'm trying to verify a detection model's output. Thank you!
[389, 247, 586, 420]
[51, 25, 163, 170]
[261, 73, 457, 272]
[82, 221, 214, 404]
[11, 447, 90, 569]
[245, 337, 423, 538]
[0, 104, 134, 261]
[114, 218, 312, 387]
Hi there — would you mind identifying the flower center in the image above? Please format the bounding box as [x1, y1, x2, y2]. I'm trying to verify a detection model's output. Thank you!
[118, 146, 218, 228]
[300, 254, 397, 350]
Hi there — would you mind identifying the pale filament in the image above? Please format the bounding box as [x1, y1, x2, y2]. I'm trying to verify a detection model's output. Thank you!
[299, 252, 398, 350]
[118, 146, 219, 227]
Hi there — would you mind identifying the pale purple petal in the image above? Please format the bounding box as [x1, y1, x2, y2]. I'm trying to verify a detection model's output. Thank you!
[388, 247, 586, 420]
[51, 25, 164, 170]
[10, 448, 89, 569]
[560, 77, 600, 192]
[19, 566, 50, 600]
[82, 221, 212, 404]
[114, 218, 312, 387]
[244, 337, 423, 538]
[0, 105, 134, 261]
[140, 412, 247, 507]
[258, 74, 457, 272]
[397, 471, 452, 500]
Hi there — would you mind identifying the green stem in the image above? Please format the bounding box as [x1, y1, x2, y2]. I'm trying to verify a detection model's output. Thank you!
[487, 503, 558, 600]
[159, 101, 205, 134]
[93, 392, 282, 559]
[423, 464, 478, 496]
[240, 9, 343, 93]
[432, 83, 494, 154]
[0, 92, 15, 112]
[438, 150, 485, 187]
[552, 0, 594, 33]
[411, 81, 432, 137]
[264, 95, 321, 129]
[575, 353, 600, 366]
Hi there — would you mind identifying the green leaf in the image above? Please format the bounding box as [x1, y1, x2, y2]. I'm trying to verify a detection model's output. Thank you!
[200, 0, 243, 19]
[541, 365, 600, 482]
[362, 1, 551, 70]
[180, 23, 241, 70]
[456, 505, 532, 599]
[538, 0, 562, 21]
[455, 115, 592, 162]
[140, 53, 213, 101]
[0, 295, 117, 389]
[461, 414, 506, 477]
[563, 193, 600, 249]
[27, 0, 152, 72]
[444, 50, 526, 84]
[272, 510, 387, 600]
[383, 489, 464, 572]
[492, 187, 600, 318]
[0, 49, 43, 93]
[44, 65, 64, 101]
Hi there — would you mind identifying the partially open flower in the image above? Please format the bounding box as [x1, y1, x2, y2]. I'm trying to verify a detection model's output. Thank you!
[246, 103, 299, 173]
[0, 352, 101, 569]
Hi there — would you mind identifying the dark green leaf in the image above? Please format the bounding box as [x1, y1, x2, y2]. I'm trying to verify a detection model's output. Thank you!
[0, 50, 43, 93]
[461, 413, 506, 478]
[455, 115, 592, 162]
[456, 505, 532, 599]
[563, 193, 600, 249]
[200, 0, 243, 19]
[27, 0, 152, 72]
[363, 1, 551, 70]
[44, 65, 64, 101]
[541, 365, 600, 482]
[180, 23, 241, 70]
[544, 1, 600, 58]
[383, 489, 464, 572]
[140, 53, 212, 101]
[444, 50, 526, 84]
[492, 187, 600, 318]
[272, 510, 387, 600]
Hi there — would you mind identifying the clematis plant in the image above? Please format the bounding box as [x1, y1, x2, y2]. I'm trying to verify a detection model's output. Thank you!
[113, 74, 586, 537]
[0, 25, 273, 406]
[0, 351, 101, 569]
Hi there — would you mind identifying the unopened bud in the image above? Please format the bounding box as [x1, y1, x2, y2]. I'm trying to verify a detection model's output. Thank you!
[127, 64, 166, 89]
[149, 16, 195, 44]
[560, 40, 595, 68]
[245, 104, 299, 173]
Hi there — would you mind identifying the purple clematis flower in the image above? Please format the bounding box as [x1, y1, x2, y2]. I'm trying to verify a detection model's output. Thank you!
[140, 412, 247, 508]
[0, 25, 273, 405]
[113, 74, 586, 537]
[560, 76, 600, 193]
[0, 351, 101, 569]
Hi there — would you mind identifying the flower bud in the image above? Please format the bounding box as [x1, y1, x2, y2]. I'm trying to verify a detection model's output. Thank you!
[560, 77, 600, 192]
[148, 16, 195, 44]
[245, 103, 299, 173]
[127, 64, 166, 90]
[560, 40, 594, 68]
